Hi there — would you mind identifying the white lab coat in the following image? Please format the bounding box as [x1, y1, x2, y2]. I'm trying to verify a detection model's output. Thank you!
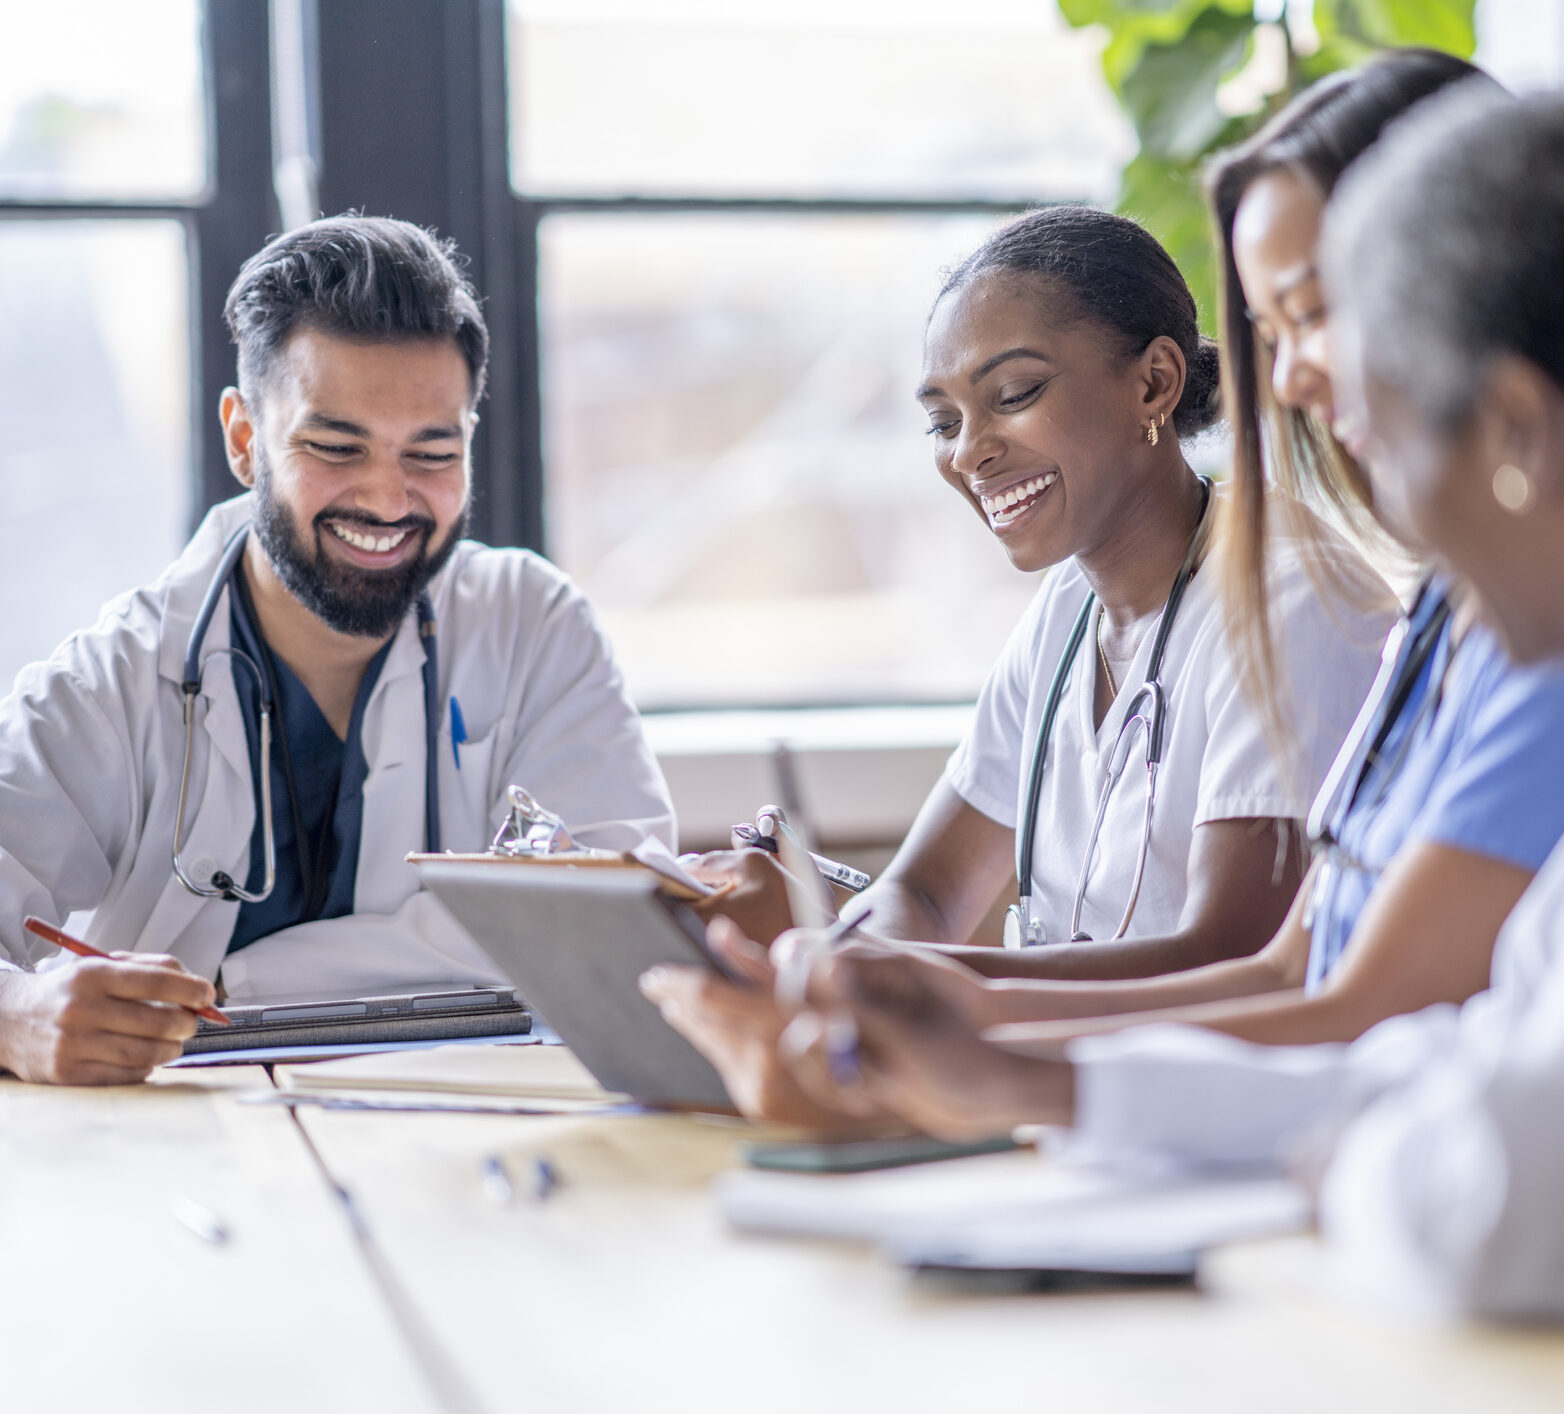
[1318, 839, 1564, 1320]
[1066, 836, 1564, 1320]
[0, 495, 675, 997]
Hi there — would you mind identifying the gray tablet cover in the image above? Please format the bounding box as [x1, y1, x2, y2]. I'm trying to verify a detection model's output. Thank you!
[416, 861, 734, 1111]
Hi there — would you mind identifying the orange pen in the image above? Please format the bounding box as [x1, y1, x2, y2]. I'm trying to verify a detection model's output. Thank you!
[22, 915, 230, 1025]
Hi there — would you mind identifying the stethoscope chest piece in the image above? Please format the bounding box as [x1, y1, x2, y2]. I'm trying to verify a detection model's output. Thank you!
[1003, 901, 1044, 950]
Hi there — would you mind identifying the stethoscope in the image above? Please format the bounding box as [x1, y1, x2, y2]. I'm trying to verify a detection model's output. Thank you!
[1003, 476, 1213, 949]
[171, 525, 443, 904]
[1302, 577, 1452, 929]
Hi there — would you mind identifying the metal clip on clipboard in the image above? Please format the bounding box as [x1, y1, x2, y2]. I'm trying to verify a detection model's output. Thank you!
[406, 783, 711, 903]
[489, 784, 580, 857]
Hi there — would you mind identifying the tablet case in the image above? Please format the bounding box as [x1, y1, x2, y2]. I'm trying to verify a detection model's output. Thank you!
[416, 859, 735, 1111]
[183, 1008, 532, 1055]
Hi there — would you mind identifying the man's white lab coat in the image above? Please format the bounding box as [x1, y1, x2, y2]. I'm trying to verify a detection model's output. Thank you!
[0, 495, 674, 996]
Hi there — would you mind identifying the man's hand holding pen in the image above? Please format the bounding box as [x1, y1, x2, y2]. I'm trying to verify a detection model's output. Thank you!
[0, 946, 219, 1086]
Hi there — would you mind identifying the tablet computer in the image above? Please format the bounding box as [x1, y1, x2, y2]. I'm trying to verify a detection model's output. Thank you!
[183, 981, 531, 1054]
[415, 859, 735, 1111]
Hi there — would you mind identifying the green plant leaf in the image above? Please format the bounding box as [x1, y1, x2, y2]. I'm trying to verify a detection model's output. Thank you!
[1314, 0, 1477, 55]
[1120, 7, 1256, 161]
[1060, 0, 1477, 343]
[1080, 0, 1255, 98]
[1116, 150, 1222, 336]
[1059, 0, 1205, 21]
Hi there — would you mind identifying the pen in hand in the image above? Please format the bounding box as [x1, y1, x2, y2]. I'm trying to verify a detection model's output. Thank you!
[730, 822, 872, 894]
[820, 906, 874, 949]
[774, 907, 872, 1087]
[819, 908, 870, 1084]
[22, 915, 230, 1025]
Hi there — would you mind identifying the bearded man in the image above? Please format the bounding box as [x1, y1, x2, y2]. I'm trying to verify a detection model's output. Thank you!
[0, 215, 673, 1084]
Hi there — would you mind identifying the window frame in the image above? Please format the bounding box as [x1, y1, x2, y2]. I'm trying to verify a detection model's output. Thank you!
[309, 0, 1034, 561]
[0, 0, 1035, 593]
[0, 2, 278, 531]
[501, 3, 1038, 709]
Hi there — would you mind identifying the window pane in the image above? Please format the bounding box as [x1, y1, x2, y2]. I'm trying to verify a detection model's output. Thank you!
[0, 0, 206, 199]
[509, 1, 1133, 201]
[0, 221, 191, 690]
[540, 211, 1041, 709]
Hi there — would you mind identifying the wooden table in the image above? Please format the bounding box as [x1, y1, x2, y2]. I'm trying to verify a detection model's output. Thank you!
[5, 1057, 1564, 1414]
[0, 1066, 436, 1413]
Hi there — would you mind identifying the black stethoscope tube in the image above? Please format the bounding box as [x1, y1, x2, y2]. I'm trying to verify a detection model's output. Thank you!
[1310, 579, 1452, 856]
[1011, 475, 1212, 944]
[1014, 595, 1093, 897]
[174, 524, 442, 905]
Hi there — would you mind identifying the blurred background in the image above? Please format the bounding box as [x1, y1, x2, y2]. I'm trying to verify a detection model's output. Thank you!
[2, 0, 1559, 852]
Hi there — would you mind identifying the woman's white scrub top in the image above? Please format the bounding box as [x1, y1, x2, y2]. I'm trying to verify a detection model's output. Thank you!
[945, 513, 1394, 944]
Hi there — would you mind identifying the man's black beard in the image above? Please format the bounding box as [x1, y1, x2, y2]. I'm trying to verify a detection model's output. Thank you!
[250, 452, 468, 639]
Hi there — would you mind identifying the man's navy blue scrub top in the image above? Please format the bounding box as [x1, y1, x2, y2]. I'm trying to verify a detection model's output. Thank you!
[227, 582, 392, 954]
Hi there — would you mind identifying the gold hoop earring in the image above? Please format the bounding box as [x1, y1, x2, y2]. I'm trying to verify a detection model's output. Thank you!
[1146, 418, 1160, 448]
[1493, 463, 1536, 515]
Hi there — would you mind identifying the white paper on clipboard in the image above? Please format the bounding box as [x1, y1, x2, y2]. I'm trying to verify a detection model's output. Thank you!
[406, 840, 717, 902]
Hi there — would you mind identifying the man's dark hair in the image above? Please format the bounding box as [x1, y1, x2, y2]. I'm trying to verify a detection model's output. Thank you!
[223, 214, 489, 404]
[937, 205, 1223, 440]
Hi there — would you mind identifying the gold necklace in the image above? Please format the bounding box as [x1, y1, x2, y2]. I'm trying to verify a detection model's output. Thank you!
[1096, 606, 1118, 699]
[1096, 477, 1210, 706]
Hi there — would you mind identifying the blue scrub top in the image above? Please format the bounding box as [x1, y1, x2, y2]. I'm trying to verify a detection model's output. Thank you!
[226, 586, 392, 955]
[1306, 588, 1564, 991]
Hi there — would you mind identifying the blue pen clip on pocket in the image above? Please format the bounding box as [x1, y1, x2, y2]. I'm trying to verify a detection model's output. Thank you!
[450, 696, 467, 770]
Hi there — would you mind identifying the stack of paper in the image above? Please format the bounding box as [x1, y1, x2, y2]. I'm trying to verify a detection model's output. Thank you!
[717, 1154, 1309, 1271]
[279, 1042, 623, 1103]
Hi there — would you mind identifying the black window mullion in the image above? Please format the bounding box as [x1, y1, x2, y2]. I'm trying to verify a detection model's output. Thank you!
[522, 195, 1036, 217]
[192, 0, 279, 527]
[463, 0, 542, 554]
[502, 198, 545, 555]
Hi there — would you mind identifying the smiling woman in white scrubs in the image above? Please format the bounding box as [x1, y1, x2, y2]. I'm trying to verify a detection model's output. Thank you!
[753, 207, 1387, 962]
[649, 206, 1391, 1125]
[869, 209, 1389, 966]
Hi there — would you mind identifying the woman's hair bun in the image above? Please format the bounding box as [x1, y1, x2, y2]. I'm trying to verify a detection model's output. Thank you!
[1174, 336, 1223, 437]
[940, 209, 1224, 442]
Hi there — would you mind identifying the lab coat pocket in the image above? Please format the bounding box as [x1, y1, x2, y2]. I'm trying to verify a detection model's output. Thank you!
[436, 726, 502, 852]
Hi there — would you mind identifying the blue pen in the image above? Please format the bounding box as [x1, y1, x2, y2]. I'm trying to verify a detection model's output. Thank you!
[450, 696, 467, 770]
